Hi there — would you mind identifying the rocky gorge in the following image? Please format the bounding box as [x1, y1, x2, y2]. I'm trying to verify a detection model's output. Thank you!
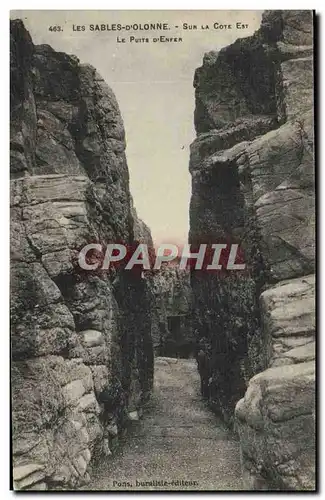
[189, 9, 315, 490]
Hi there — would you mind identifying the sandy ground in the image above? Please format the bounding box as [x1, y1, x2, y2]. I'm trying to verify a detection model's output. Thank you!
[83, 357, 243, 491]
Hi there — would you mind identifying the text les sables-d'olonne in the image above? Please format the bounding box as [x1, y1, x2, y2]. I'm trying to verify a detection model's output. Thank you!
[71, 21, 250, 32]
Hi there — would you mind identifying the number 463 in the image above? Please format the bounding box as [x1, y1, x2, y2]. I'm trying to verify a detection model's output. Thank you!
[48, 26, 62, 32]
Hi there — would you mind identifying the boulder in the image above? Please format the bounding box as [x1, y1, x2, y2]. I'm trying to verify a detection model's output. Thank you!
[260, 274, 315, 366]
[235, 362, 315, 490]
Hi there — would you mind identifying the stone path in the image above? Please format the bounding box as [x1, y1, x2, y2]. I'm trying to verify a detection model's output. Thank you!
[84, 357, 243, 491]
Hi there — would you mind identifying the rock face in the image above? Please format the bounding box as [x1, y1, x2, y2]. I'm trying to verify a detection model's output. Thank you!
[11, 20, 154, 490]
[189, 11, 315, 490]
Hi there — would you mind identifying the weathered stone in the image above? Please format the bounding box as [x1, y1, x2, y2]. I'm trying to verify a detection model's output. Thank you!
[81, 448, 91, 463]
[273, 341, 315, 366]
[128, 411, 139, 421]
[281, 10, 313, 46]
[10, 19, 37, 179]
[26, 481, 48, 490]
[158, 357, 178, 364]
[154, 358, 169, 367]
[62, 379, 87, 405]
[245, 114, 315, 281]
[235, 362, 315, 490]
[77, 393, 101, 414]
[281, 57, 313, 119]
[189, 10, 315, 490]
[14, 469, 46, 490]
[41, 249, 74, 278]
[11, 301, 75, 359]
[90, 365, 110, 394]
[13, 463, 45, 481]
[81, 345, 110, 366]
[35, 109, 84, 175]
[10, 19, 154, 490]
[81, 330, 104, 348]
[260, 275, 315, 366]
[73, 455, 87, 476]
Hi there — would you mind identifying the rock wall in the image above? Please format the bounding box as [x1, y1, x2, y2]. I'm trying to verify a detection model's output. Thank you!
[11, 20, 154, 490]
[189, 10, 315, 490]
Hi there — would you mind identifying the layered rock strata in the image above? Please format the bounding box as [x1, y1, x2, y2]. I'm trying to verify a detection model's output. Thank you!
[11, 20, 154, 490]
[189, 10, 315, 490]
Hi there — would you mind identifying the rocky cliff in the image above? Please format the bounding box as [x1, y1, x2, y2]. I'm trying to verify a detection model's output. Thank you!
[11, 20, 154, 490]
[189, 10, 315, 490]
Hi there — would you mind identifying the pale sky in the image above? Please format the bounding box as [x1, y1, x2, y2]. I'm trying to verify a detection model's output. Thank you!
[11, 10, 262, 246]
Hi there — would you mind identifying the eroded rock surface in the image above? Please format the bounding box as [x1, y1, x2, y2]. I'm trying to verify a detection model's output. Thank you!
[236, 361, 315, 490]
[11, 19, 154, 490]
[189, 10, 315, 490]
